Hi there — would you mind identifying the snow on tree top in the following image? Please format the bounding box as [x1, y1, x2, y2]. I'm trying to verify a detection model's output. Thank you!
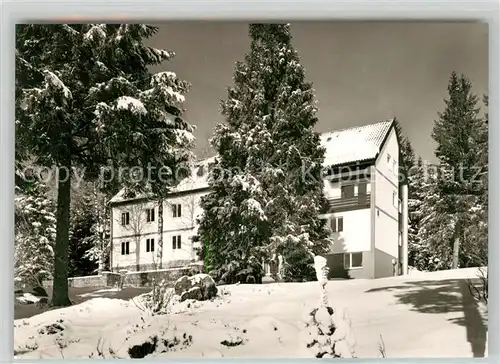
[115, 96, 147, 115]
[320, 119, 394, 167]
[83, 25, 107, 42]
[43, 70, 72, 100]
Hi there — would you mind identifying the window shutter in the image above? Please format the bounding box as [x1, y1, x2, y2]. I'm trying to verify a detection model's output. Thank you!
[330, 217, 337, 232]
[343, 253, 350, 269]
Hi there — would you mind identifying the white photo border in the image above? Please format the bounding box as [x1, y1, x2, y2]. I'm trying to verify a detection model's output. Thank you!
[1, 0, 498, 362]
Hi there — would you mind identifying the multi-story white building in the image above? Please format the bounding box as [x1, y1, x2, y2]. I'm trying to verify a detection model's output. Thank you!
[108, 157, 215, 272]
[109, 119, 408, 279]
[319, 119, 408, 279]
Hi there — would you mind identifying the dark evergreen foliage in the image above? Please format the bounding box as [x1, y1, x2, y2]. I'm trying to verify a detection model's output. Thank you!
[196, 24, 329, 284]
[16, 24, 194, 305]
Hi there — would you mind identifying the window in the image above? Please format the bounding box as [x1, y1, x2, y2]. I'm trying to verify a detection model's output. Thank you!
[330, 216, 344, 233]
[387, 154, 391, 163]
[392, 160, 397, 175]
[121, 212, 130, 226]
[121, 241, 130, 255]
[197, 165, 205, 177]
[341, 184, 355, 198]
[146, 238, 155, 252]
[146, 208, 155, 222]
[398, 199, 402, 213]
[172, 235, 181, 249]
[393, 191, 398, 208]
[344, 252, 362, 269]
[172, 204, 182, 218]
[357, 182, 367, 196]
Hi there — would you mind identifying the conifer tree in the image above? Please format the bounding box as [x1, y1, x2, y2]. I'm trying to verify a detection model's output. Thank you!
[15, 176, 57, 290]
[197, 24, 329, 284]
[393, 118, 415, 184]
[417, 162, 455, 270]
[67, 180, 113, 276]
[16, 24, 194, 306]
[421, 71, 487, 269]
[407, 157, 430, 269]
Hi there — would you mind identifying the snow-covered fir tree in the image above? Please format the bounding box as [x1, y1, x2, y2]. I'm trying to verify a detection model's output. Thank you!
[196, 24, 329, 284]
[419, 72, 487, 270]
[417, 162, 457, 270]
[464, 94, 488, 268]
[15, 174, 56, 290]
[16, 24, 194, 306]
[81, 184, 111, 274]
[393, 118, 416, 184]
[407, 157, 432, 270]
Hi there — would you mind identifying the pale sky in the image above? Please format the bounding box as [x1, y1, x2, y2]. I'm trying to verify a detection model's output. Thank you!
[147, 21, 488, 162]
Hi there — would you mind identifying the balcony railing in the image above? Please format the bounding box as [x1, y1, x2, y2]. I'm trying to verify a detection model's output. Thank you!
[328, 194, 371, 212]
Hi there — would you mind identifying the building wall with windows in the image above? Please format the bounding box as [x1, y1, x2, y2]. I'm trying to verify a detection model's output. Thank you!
[373, 127, 401, 278]
[109, 120, 409, 278]
[321, 208, 373, 279]
[109, 158, 215, 272]
[318, 119, 408, 279]
[110, 191, 209, 272]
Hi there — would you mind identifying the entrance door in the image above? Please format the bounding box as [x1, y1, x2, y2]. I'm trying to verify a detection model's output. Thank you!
[326, 253, 350, 279]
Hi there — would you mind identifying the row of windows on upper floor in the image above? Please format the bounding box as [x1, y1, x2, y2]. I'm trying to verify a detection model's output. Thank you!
[325, 206, 403, 236]
[118, 183, 369, 227]
[120, 204, 182, 226]
[120, 235, 184, 255]
[119, 181, 399, 228]
[336, 180, 400, 212]
[337, 182, 369, 199]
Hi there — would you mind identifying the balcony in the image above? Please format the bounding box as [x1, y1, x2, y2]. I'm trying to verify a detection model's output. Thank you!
[328, 194, 371, 213]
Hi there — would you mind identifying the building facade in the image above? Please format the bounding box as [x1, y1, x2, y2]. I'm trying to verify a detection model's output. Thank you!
[109, 119, 408, 278]
[319, 120, 408, 279]
[108, 158, 214, 272]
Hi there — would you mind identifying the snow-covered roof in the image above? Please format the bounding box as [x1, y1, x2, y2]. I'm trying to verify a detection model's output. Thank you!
[108, 189, 152, 204]
[109, 156, 216, 204]
[109, 120, 394, 204]
[320, 119, 394, 167]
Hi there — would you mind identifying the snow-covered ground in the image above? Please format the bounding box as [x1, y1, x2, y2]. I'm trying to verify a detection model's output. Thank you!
[14, 268, 487, 359]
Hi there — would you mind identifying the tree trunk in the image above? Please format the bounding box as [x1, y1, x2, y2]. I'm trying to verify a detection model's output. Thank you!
[98, 239, 104, 274]
[51, 166, 72, 307]
[94, 184, 104, 275]
[157, 199, 163, 269]
[135, 236, 140, 271]
[452, 233, 460, 269]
